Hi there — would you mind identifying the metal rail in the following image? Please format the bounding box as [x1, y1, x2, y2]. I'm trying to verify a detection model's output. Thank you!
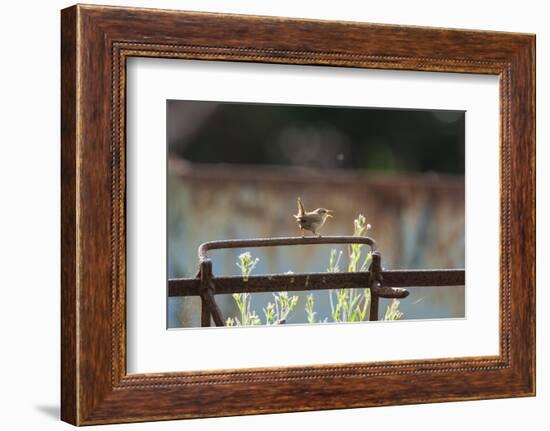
[198, 235, 377, 262]
[170, 236, 464, 327]
[168, 269, 465, 296]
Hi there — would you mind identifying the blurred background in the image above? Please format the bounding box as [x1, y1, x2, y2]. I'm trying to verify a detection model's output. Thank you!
[167, 100, 465, 328]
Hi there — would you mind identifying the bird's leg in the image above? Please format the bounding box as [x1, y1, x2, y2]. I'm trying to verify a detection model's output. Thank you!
[300, 227, 305, 238]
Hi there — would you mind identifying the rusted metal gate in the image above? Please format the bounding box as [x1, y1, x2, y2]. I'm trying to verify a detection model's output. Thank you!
[168, 236, 465, 326]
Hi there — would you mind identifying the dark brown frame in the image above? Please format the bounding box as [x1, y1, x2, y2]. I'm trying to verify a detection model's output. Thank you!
[61, 4, 536, 425]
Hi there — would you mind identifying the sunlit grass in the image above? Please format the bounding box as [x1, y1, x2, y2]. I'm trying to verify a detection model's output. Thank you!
[384, 299, 404, 320]
[325, 214, 372, 323]
[227, 252, 299, 326]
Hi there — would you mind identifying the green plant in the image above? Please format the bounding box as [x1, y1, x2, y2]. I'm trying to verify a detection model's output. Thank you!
[324, 214, 402, 323]
[226, 252, 261, 326]
[326, 214, 372, 323]
[327, 249, 343, 273]
[305, 294, 317, 324]
[236, 251, 259, 280]
[348, 214, 373, 272]
[263, 292, 299, 325]
[226, 291, 262, 326]
[228, 252, 298, 326]
[384, 299, 404, 320]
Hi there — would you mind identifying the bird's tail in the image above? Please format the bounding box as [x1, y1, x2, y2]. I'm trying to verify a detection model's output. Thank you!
[297, 197, 305, 216]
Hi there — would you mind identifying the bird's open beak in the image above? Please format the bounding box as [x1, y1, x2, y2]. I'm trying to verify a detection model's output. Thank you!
[326, 210, 334, 218]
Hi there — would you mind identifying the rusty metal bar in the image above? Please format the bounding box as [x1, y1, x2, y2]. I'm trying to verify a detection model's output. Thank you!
[200, 299, 211, 327]
[199, 261, 212, 327]
[198, 260, 225, 326]
[201, 289, 224, 326]
[198, 236, 377, 262]
[367, 252, 382, 321]
[369, 287, 380, 321]
[168, 269, 464, 297]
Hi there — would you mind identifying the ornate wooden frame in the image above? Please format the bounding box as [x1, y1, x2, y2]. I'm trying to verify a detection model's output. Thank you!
[61, 4, 535, 425]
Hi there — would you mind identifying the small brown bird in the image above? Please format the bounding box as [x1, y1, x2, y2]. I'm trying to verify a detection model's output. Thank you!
[293, 197, 333, 237]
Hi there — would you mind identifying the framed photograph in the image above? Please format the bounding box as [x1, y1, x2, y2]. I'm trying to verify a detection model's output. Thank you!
[61, 4, 535, 425]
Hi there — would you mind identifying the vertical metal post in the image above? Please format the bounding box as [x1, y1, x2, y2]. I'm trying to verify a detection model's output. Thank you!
[199, 261, 212, 327]
[368, 251, 383, 321]
[201, 299, 211, 327]
[369, 287, 380, 321]
[198, 259, 225, 327]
